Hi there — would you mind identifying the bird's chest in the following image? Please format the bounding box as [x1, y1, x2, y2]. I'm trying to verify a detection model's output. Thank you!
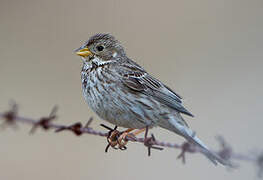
[81, 65, 121, 118]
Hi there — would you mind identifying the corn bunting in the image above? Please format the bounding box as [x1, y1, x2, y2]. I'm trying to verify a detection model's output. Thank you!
[75, 33, 228, 166]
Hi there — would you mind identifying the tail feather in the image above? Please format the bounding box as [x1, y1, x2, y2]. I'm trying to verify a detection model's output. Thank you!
[159, 117, 231, 166]
[183, 128, 230, 166]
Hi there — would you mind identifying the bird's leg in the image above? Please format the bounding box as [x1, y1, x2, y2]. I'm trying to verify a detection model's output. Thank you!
[117, 128, 135, 149]
[117, 128, 147, 149]
[118, 126, 163, 155]
[132, 128, 146, 136]
[101, 125, 146, 151]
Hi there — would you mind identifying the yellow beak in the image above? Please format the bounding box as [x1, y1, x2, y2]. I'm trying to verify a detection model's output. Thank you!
[76, 48, 93, 57]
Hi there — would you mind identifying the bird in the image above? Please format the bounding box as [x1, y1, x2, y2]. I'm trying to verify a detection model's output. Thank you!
[75, 33, 228, 166]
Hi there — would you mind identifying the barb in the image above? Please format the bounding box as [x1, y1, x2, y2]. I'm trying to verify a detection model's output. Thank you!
[30, 106, 58, 134]
[100, 124, 121, 152]
[143, 126, 164, 156]
[0, 103, 262, 178]
[177, 142, 197, 164]
[1, 102, 18, 129]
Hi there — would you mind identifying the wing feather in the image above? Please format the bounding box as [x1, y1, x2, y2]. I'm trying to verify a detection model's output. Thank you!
[120, 64, 194, 117]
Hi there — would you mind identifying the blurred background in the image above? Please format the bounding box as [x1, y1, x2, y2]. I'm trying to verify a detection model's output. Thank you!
[0, 0, 262, 179]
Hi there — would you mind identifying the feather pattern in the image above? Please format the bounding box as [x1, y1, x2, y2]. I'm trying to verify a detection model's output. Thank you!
[119, 62, 194, 117]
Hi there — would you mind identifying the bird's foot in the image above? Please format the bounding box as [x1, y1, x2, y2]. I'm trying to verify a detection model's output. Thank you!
[100, 124, 163, 154]
[116, 132, 129, 150]
[100, 125, 135, 152]
[101, 124, 120, 152]
[117, 127, 150, 149]
[101, 125, 149, 152]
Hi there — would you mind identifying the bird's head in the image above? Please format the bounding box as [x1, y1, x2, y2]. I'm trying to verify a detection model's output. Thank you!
[75, 33, 126, 62]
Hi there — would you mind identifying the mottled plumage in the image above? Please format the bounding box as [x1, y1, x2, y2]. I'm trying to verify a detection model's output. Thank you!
[76, 33, 229, 166]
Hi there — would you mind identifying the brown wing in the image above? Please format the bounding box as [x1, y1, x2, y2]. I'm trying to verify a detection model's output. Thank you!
[120, 63, 194, 117]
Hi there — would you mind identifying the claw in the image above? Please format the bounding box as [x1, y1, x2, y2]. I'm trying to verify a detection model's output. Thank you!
[117, 132, 129, 149]
[101, 124, 121, 152]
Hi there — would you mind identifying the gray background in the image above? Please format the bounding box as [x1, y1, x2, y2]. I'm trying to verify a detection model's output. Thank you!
[0, 0, 262, 179]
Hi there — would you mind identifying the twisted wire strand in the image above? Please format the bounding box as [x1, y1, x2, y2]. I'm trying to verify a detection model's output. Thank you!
[0, 103, 262, 178]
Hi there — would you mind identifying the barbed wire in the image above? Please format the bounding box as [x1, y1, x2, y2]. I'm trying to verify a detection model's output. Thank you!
[0, 102, 262, 178]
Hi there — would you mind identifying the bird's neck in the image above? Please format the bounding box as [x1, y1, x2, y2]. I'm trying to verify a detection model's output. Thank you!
[82, 56, 116, 73]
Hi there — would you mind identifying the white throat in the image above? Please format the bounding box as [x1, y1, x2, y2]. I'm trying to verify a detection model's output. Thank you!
[82, 56, 115, 69]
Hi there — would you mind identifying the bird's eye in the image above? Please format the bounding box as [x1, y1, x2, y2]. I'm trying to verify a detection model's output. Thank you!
[96, 45, 104, 51]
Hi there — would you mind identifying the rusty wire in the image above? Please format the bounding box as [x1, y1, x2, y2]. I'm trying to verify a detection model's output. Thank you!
[0, 103, 263, 177]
